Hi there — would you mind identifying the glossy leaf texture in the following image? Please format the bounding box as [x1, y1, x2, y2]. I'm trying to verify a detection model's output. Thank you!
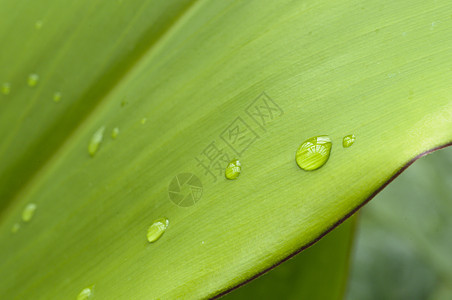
[0, 0, 451, 298]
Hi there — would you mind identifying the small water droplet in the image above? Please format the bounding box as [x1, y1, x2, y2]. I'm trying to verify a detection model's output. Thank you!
[11, 223, 20, 233]
[111, 127, 119, 139]
[22, 203, 37, 222]
[88, 126, 105, 157]
[35, 20, 43, 30]
[147, 217, 169, 243]
[295, 135, 332, 171]
[140, 117, 147, 125]
[225, 159, 241, 180]
[1, 83, 11, 95]
[53, 92, 62, 102]
[77, 287, 93, 300]
[27, 74, 39, 87]
[342, 134, 356, 148]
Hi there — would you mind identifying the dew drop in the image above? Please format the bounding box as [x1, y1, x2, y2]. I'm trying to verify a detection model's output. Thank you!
[76, 287, 93, 300]
[53, 92, 62, 102]
[35, 20, 43, 30]
[1, 83, 11, 95]
[88, 126, 105, 157]
[22, 203, 37, 222]
[140, 117, 147, 125]
[11, 223, 20, 233]
[147, 217, 169, 243]
[295, 135, 332, 171]
[27, 74, 39, 87]
[225, 158, 241, 180]
[342, 134, 356, 148]
[111, 127, 119, 139]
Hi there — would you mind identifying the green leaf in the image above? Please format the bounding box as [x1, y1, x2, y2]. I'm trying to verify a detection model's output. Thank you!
[224, 215, 357, 300]
[0, 0, 451, 298]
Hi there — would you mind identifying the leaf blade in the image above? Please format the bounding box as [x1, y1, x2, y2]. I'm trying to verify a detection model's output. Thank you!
[0, 0, 451, 298]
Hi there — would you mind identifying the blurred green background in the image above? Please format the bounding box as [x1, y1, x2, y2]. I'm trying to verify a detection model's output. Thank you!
[224, 146, 452, 299]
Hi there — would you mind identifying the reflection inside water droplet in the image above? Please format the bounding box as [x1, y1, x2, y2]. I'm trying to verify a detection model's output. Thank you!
[295, 135, 332, 171]
[147, 218, 169, 243]
[342, 134, 356, 148]
[225, 159, 241, 180]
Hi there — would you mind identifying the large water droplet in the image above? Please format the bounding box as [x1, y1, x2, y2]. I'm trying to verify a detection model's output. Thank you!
[111, 127, 119, 139]
[342, 134, 356, 148]
[295, 135, 332, 171]
[147, 218, 169, 243]
[27, 74, 39, 87]
[1, 83, 11, 95]
[77, 287, 93, 300]
[22, 203, 37, 222]
[53, 92, 62, 103]
[88, 126, 105, 157]
[225, 159, 241, 180]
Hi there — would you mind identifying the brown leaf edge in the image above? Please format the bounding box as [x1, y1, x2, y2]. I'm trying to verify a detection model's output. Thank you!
[211, 141, 452, 299]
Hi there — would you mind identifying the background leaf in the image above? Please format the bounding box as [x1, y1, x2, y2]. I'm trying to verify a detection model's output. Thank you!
[347, 147, 452, 300]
